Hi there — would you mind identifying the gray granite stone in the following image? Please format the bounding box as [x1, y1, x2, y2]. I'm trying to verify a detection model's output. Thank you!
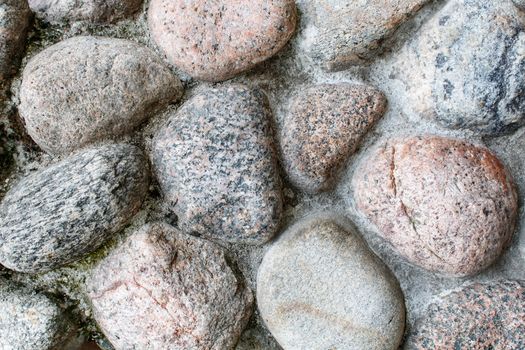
[88, 222, 253, 350]
[401, 0, 525, 136]
[152, 85, 282, 244]
[257, 215, 406, 350]
[0, 0, 31, 92]
[0, 279, 77, 350]
[28, 0, 143, 23]
[0, 143, 150, 273]
[20, 36, 183, 155]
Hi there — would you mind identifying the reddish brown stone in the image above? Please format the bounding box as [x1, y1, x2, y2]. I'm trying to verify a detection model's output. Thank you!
[352, 136, 518, 277]
[148, 0, 297, 82]
[281, 83, 386, 193]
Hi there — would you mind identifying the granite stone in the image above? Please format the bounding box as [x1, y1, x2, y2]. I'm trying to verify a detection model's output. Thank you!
[152, 85, 282, 244]
[148, 0, 297, 81]
[352, 136, 518, 277]
[0, 143, 150, 273]
[88, 222, 253, 350]
[303, 0, 430, 71]
[401, 0, 525, 135]
[28, 0, 143, 23]
[281, 83, 386, 193]
[407, 280, 525, 349]
[257, 215, 406, 350]
[20, 36, 183, 155]
[0, 0, 31, 91]
[0, 279, 77, 350]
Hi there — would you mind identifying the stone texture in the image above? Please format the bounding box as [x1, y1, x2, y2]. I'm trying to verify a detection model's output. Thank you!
[28, 0, 143, 23]
[352, 136, 518, 277]
[304, 0, 430, 71]
[148, 0, 297, 82]
[257, 215, 406, 350]
[401, 0, 525, 136]
[152, 85, 282, 244]
[281, 83, 387, 193]
[406, 280, 525, 349]
[88, 222, 253, 350]
[0, 143, 149, 273]
[0, 279, 77, 350]
[0, 0, 31, 91]
[20, 36, 182, 155]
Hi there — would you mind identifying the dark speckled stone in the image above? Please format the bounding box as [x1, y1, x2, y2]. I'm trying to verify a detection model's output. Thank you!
[281, 83, 386, 193]
[0, 143, 150, 273]
[152, 85, 282, 244]
[407, 281, 525, 350]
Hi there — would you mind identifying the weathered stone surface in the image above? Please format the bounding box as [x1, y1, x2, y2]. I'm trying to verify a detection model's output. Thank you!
[407, 280, 525, 349]
[28, 0, 143, 23]
[257, 215, 406, 350]
[401, 0, 525, 135]
[152, 85, 282, 244]
[304, 0, 430, 71]
[0, 279, 77, 350]
[0, 0, 31, 91]
[20, 36, 182, 155]
[352, 136, 518, 277]
[281, 83, 386, 193]
[148, 0, 296, 81]
[88, 222, 253, 350]
[0, 143, 149, 273]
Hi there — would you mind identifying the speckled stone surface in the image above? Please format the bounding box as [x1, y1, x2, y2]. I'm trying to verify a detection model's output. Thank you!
[257, 215, 406, 350]
[0, 279, 77, 350]
[28, 0, 143, 23]
[0, 143, 149, 273]
[148, 0, 297, 81]
[0, 0, 31, 92]
[406, 280, 525, 349]
[352, 135, 518, 277]
[303, 0, 430, 71]
[281, 83, 387, 193]
[88, 222, 253, 350]
[19, 36, 182, 155]
[400, 0, 525, 136]
[152, 85, 282, 245]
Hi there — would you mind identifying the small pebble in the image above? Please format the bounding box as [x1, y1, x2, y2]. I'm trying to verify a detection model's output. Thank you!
[407, 280, 525, 349]
[303, 0, 430, 71]
[281, 83, 386, 193]
[20, 36, 182, 155]
[152, 85, 282, 244]
[401, 0, 525, 135]
[148, 0, 297, 81]
[0, 279, 77, 350]
[28, 0, 143, 23]
[0, 0, 31, 91]
[352, 135, 518, 276]
[88, 222, 253, 350]
[257, 215, 406, 350]
[0, 143, 150, 273]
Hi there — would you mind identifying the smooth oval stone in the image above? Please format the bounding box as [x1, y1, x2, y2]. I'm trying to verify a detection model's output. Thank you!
[0, 0, 31, 90]
[352, 136, 518, 277]
[88, 222, 253, 350]
[148, 0, 297, 81]
[0, 143, 150, 273]
[152, 85, 282, 244]
[401, 0, 525, 135]
[407, 281, 525, 349]
[257, 215, 406, 350]
[19, 36, 183, 155]
[303, 0, 430, 71]
[281, 83, 386, 193]
[0, 279, 77, 350]
[29, 0, 143, 23]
